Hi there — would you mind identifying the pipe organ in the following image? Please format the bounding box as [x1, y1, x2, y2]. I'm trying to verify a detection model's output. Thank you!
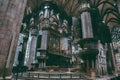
[11, 0, 117, 77]
[13, 0, 72, 70]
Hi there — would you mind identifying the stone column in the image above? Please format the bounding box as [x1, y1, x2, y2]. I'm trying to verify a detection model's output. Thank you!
[106, 43, 116, 74]
[24, 32, 32, 67]
[24, 30, 38, 70]
[91, 59, 96, 79]
[79, 1, 93, 39]
[104, 43, 108, 74]
[110, 43, 117, 74]
[28, 36, 37, 69]
[41, 31, 48, 50]
[0, 0, 27, 76]
[6, 32, 16, 68]
[86, 59, 90, 74]
[13, 33, 24, 67]
[81, 11, 93, 38]
[92, 60, 94, 69]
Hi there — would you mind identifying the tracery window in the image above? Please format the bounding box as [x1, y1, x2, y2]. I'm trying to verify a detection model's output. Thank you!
[111, 25, 120, 48]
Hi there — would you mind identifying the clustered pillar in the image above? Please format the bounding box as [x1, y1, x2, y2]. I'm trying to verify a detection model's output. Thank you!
[79, 1, 97, 79]
[0, 0, 27, 76]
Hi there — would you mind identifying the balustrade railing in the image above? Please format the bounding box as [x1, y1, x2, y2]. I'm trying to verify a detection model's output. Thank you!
[16, 72, 88, 79]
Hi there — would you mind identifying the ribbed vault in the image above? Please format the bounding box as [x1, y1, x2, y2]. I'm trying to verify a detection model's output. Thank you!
[26, 0, 120, 30]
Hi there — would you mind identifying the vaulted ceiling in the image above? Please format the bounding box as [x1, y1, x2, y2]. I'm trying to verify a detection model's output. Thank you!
[26, 0, 120, 30]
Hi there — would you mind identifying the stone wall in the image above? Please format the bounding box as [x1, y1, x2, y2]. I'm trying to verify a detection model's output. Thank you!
[0, 0, 27, 76]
